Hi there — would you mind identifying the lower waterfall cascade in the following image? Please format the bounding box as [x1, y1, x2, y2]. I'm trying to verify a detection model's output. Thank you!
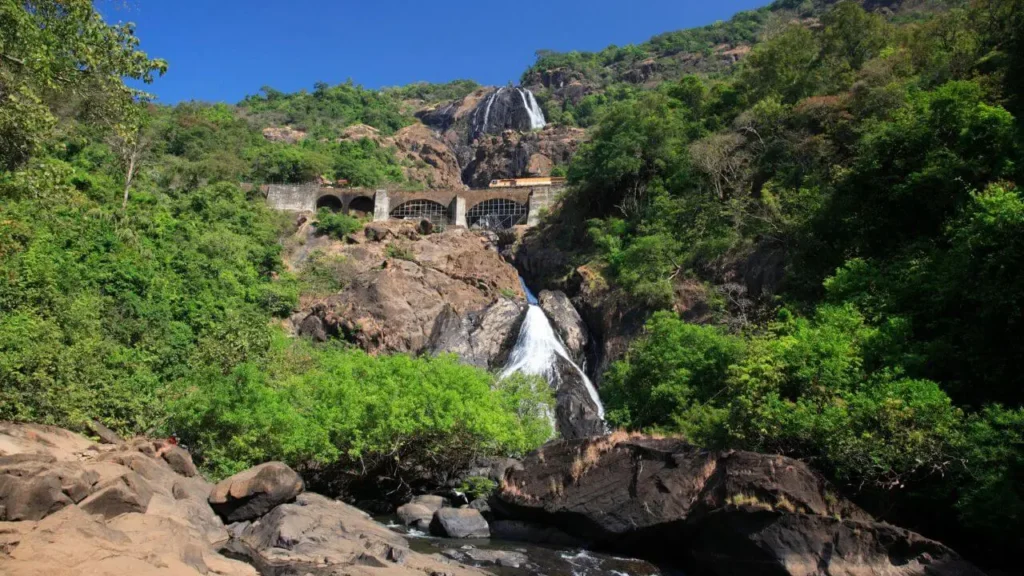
[501, 281, 605, 424]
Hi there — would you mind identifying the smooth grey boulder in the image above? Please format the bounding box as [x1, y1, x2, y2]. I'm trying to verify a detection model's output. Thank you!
[229, 492, 474, 575]
[410, 494, 448, 512]
[430, 508, 490, 539]
[396, 502, 432, 531]
[208, 462, 303, 523]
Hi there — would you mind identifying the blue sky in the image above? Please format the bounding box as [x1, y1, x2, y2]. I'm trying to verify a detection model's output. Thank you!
[97, 0, 769, 104]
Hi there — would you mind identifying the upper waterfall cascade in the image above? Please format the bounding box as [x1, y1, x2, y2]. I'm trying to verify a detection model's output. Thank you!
[520, 88, 547, 130]
[474, 87, 547, 137]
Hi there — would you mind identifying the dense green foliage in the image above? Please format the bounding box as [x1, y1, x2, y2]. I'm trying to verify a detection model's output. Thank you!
[167, 335, 553, 489]
[314, 208, 364, 239]
[4, 0, 1024, 569]
[239, 81, 411, 138]
[148, 101, 407, 187]
[551, 0, 1024, 566]
[383, 79, 481, 103]
[0, 1, 551, 496]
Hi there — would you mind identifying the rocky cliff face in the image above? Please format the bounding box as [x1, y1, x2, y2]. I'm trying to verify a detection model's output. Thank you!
[416, 87, 583, 187]
[460, 125, 584, 189]
[335, 123, 466, 190]
[288, 220, 526, 370]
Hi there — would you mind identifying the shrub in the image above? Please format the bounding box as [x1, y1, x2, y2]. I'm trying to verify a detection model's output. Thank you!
[166, 336, 554, 484]
[314, 208, 363, 239]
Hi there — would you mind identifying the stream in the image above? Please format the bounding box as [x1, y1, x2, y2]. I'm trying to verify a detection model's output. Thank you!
[382, 519, 671, 576]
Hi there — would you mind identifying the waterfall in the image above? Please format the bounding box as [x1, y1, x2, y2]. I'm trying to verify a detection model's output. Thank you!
[524, 88, 547, 130]
[480, 87, 504, 135]
[516, 88, 547, 130]
[501, 281, 605, 422]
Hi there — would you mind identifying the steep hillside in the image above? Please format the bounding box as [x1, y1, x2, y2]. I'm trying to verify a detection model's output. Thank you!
[523, 0, 959, 125]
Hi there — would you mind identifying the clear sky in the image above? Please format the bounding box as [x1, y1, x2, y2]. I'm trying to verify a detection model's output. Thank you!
[97, 0, 770, 105]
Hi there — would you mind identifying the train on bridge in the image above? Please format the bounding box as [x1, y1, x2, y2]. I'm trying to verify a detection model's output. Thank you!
[488, 177, 566, 188]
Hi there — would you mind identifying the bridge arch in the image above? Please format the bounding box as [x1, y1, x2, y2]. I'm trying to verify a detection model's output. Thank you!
[466, 198, 528, 230]
[346, 195, 374, 217]
[390, 199, 451, 226]
[315, 194, 343, 212]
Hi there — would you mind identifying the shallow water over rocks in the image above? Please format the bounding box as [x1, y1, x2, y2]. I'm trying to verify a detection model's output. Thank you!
[384, 519, 672, 576]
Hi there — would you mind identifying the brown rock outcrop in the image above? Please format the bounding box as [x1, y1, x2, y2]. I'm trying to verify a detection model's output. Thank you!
[491, 435, 984, 576]
[0, 423, 248, 576]
[208, 462, 304, 523]
[0, 423, 488, 576]
[391, 123, 465, 189]
[292, 221, 526, 367]
[262, 125, 307, 144]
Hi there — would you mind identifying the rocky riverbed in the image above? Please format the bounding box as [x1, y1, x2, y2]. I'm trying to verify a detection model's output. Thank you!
[0, 422, 987, 576]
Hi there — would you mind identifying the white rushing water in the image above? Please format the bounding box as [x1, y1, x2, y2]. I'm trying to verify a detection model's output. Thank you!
[480, 87, 504, 135]
[501, 282, 605, 421]
[517, 87, 547, 130]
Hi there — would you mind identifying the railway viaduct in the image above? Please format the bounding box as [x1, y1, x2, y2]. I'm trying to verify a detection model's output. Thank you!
[265, 184, 563, 229]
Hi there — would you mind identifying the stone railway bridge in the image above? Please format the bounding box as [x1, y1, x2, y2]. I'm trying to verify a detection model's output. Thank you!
[265, 184, 563, 229]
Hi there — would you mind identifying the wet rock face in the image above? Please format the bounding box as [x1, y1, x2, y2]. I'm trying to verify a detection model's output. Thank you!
[468, 87, 544, 140]
[415, 87, 582, 187]
[551, 355, 605, 440]
[491, 436, 984, 576]
[428, 299, 526, 370]
[538, 290, 589, 365]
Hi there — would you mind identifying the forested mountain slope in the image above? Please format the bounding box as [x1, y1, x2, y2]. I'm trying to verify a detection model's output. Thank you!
[514, 0, 1024, 567]
[1, 0, 1023, 572]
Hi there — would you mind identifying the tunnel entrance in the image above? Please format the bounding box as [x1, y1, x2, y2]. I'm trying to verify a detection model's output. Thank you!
[467, 198, 528, 230]
[347, 196, 374, 217]
[316, 195, 343, 212]
[390, 199, 451, 226]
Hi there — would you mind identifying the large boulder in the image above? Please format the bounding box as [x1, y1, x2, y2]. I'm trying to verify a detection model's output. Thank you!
[77, 471, 154, 519]
[430, 507, 490, 539]
[0, 455, 100, 521]
[208, 462, 303, 523]
[491, 435, 984, 576]
[409, 493, 448, 512]
[160, 445, 198, 478]
[538, 290, 589, 364]
[231, 492, 485, 576]
[396, 502, 432, 531]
